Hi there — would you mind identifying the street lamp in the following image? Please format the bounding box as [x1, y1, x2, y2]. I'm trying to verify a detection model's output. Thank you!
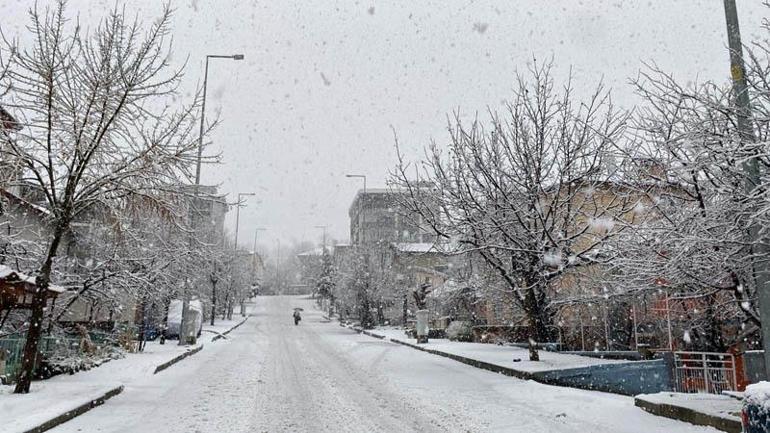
[345, 174, 367, 244]
[231, 192, 254, 318]
[253, 227, 267, 256]
[195, 54, 245, 186]
[251, 227, 267, 295]
[180, 53, 244, 346]
[234, 192, 256, 251]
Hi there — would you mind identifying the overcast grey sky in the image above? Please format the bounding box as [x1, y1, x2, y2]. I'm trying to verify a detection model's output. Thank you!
[2, 0, 767, 249]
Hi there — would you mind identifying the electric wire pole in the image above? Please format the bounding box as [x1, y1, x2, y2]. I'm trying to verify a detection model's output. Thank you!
[723, 0, 770, 375]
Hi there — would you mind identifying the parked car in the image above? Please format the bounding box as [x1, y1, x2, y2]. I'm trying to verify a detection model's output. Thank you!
[743, 382, 770, 432]
[139, 325, 160, 341]
[165, 299, 203, 339]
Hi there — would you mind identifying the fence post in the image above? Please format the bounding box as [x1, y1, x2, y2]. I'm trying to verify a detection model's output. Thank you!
[0, 348, 6, 377]
[661, 351, 676, 391]
[702, 353, 710, 393]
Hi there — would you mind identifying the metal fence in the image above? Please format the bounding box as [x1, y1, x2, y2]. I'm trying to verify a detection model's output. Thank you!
[0, 338, 25, 381]
[0, 336, 81, 382]
[673, 351, 737, 394]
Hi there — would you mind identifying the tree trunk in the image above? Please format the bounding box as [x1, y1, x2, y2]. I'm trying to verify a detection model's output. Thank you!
[137, 295, 147, 352]
[222, 290, 230, 321]
[523, 286, 554, 362]
[15, 225, 65, 394]
[376, 302, 384, 325]
[159, 295, 171, 345]
[14, 289, 46, 392]
[402, 292, 408, 326]
[210, 280, 217, 326]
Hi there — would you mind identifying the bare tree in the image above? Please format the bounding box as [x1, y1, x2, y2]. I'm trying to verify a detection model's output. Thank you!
[315, 247, 336, 315]
[609, 54, 770, 350]
[392, 60, 631, 360]
[0, 3, 203, 393]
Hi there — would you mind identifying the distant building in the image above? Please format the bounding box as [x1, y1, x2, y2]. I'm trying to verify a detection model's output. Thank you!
[348, 188, 434, 246]
[296, 245, 334, 291]
[179, 184, 228, 246]
[0, 106, 23, 189]
[0, 182, 231, 328]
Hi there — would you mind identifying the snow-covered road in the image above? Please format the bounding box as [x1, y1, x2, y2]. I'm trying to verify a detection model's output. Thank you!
[52, 296, 716, 432]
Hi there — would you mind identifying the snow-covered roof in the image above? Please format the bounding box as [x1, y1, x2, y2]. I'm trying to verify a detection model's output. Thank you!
[297, 246, 334, 257]
[348, 187, 414, 215]
[0, 105, 21, 131]
[428, 279, 464, 299]
[0, 264, 65, 293]
[0, 264, 14, 279]
[0, 188, 51, 216]
[392, 242, 439, 253]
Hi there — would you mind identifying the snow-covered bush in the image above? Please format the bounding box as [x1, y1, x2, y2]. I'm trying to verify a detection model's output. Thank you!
[446, 321, 473, 342]
[36, 346, 124, 379]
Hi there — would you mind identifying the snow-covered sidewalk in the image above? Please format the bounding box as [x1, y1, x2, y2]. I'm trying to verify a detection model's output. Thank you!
[363, 327, 622, 374]
[0, 315, 249, 433]
[635, 392, 742, 433]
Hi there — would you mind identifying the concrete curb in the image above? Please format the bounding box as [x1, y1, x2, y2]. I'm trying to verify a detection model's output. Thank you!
[22, 385, 124, 433]
[212, 316, 249, 342]
[154, 316, 248, 374]
[386, 337, 535, 380]
[634, 396, 742, 433]
[345, 326, 538, 381]
[362, 330, 386, 340]
[153, 345, 204, 374]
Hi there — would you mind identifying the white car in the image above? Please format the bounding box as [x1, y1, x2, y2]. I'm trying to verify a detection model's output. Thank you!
[165, 299, 203, 338]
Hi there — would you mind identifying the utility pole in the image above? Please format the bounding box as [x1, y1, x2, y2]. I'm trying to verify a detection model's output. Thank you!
[253, 227, 267, 256]
[232, 192, 254, 317]
[723, 0, 770, 375]
[251, 227, 266, 297]
[180, 53, 244, 345]
[314, 225, 328, 250]
[234, 192, 255, 251]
